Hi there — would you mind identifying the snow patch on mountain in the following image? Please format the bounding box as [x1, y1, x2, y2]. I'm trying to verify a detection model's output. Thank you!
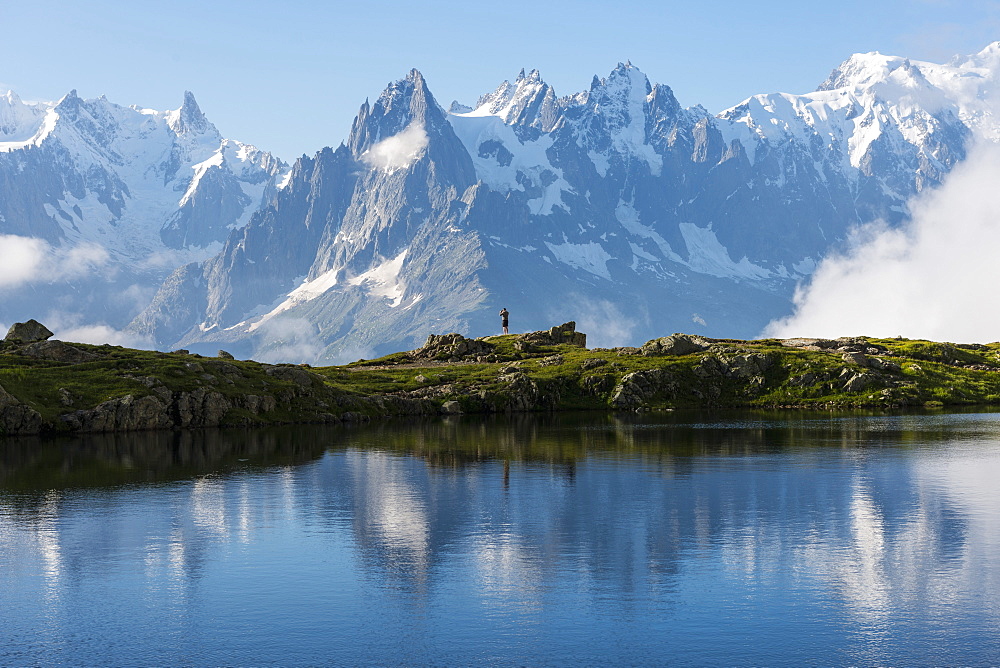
[545, 240, 613, 279]
[678, 223, 771, 280]
[614, 202, 681, 262]
[449, 113, 571, 215]
[347, 250, 408, 306]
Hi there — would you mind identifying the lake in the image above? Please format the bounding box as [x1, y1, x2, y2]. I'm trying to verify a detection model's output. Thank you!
[2, 410, 999, 665]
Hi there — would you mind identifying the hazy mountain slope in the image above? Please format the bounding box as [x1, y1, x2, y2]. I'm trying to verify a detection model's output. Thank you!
[0, 89, 288, 337]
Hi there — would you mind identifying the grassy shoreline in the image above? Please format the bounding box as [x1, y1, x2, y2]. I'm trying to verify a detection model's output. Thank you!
[3, 324, 1000, 436]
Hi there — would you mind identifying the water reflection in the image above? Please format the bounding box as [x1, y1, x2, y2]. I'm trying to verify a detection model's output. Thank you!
[1, 411, 999, 664]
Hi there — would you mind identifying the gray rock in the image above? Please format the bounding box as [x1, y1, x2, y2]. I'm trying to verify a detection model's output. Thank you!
[441, 400, 463, 414]
[842, 351, 869, 367]
[217, 350, 235, 360]
[264, 365, 315, 387]
[842, 372, 878, 393]
[0, 382, 42, 435]
[611, 369, 676, 409]
[719, 353, 776, 378]
[642, 334, 712, 356]
[4, 319, 53, 343]
[21, 340, 98, 363]
[512, 322, 586, 349]
[416, 333, 494, 360]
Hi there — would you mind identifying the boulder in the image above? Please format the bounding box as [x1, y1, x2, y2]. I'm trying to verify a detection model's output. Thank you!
[218, 350, 235, 360]
[842, 351, 869, 367]
[21, 340, 98, 363]
[641, 334, 711, 356]
[415, 333, 494, 360]
[4, 319, 53, 343]
[513, 322, 586, 348]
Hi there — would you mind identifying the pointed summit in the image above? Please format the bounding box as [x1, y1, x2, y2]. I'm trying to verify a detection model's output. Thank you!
[0, 88, 45, 139]
[470, 69, 561, 131]
[169, 90, 213, 135]
[53, 88, 83, 120]
[55, 89, 80, 108]
[347, 68, 447, 157]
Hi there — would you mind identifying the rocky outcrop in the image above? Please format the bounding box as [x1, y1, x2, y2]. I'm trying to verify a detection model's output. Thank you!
[485, 369, 557, 412]
[0, 382, 42, 435]
[413, 322, 585, 363]
[641, 334, 712, 356]
[21, 340, 99, 363]
[59, 388, 287, 433]
[611, 369, 677, 409]
[4, 319, 53, 343]
[415, 333, 495, 361]
[514, 322, 586, 349]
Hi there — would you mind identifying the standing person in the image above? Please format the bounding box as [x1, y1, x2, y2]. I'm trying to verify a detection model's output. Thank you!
[499, 308, 509, 334]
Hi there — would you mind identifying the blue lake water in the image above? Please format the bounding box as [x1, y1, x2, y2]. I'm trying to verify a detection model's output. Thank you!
[2, 410, 1000, 665]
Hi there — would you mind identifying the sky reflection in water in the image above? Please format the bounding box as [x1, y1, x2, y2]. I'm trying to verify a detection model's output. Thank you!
[1, 411, 999, 665]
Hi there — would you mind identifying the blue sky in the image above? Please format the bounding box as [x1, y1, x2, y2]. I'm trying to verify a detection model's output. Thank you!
[2, 0, 998, 161]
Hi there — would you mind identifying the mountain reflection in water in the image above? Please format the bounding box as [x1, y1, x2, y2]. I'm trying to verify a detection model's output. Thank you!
[2, 411, 999, 665]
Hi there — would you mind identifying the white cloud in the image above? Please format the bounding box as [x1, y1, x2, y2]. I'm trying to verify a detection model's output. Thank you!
[54, 324, 154, 349]
[0, 235, 112, 288]
[567, 296, 641, 348]
[360, 123, 428, 171]
[37, 309, 154, 348]
[61, 242, 111, 276]
[763, 141, 1000, 343]
[0, 234, 48, 287]
[253, 317, 324, 365]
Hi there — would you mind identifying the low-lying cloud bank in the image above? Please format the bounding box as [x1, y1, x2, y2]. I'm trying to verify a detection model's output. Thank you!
[0, 235, 111, 287]
[764, 141, 1000, 343]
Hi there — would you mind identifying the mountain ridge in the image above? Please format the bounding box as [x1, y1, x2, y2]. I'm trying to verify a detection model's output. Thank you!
[5, 44, 1000, 360]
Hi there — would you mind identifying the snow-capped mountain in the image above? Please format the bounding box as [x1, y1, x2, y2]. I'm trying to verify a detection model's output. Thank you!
[0, 88, 288, 337]
[126, 45, 1000, 363]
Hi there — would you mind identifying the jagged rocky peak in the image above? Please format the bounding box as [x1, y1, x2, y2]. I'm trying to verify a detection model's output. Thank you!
[167, 90, 217, 137]
[467, 67, 561, 131]
[348, 68, 444, 156]
[53, 88, 82, 117]
[585, 62, 654, 119]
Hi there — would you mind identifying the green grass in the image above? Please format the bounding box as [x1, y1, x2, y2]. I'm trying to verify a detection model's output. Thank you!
[4, 333, 1000, 436]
